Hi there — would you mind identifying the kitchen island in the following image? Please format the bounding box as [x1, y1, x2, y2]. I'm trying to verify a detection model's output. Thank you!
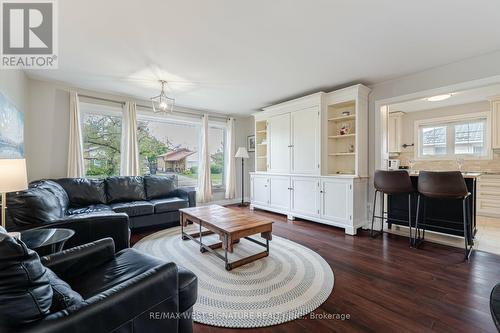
[387, 172, 478, 242]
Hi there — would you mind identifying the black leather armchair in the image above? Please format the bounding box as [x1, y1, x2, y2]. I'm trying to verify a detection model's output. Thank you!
[1, 236, 197, 333]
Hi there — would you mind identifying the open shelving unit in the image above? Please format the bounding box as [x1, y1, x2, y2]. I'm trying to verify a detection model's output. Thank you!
[255, 120, 268, 171]
[327, 100, 357, 175]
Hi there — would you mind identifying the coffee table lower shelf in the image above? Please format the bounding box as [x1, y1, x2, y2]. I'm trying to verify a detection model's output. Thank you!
[181, 225, 269, 271]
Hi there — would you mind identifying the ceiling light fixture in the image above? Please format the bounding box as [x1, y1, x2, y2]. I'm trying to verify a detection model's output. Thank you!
[426, 94, 452, 102]
[151, 80, 175, 113]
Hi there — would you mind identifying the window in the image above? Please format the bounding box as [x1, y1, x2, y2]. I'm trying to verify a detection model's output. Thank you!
[81, 104, 122, 178]
[208, 126, 226, 187]
[416, 113, 490, 160]
[137, 116, 226, 189]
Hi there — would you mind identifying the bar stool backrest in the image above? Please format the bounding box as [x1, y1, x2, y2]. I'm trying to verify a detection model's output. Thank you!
[418, 171, 468, 199]
[374, 170, 414, 194]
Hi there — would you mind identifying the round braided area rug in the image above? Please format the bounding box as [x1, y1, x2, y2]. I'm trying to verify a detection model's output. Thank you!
[133, 225, 334, 328]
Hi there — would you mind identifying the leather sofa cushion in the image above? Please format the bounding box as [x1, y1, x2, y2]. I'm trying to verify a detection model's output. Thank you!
[106, 176, 146, 203]
[178, 267, 198, 313]
[72, 248, 167, 299]
[151, 197, 188, 214]
[0, 228, 53, 326]
[45, 268, 84, 312]
[67, 204, 113, 215]
[55, 178, 107, 206]
[6, 180, 69, 229]
[144, 175, 176, 200]
[110, 201, 154, 217]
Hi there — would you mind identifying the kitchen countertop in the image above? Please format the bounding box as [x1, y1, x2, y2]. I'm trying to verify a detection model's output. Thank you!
[407, 171, 481, 179]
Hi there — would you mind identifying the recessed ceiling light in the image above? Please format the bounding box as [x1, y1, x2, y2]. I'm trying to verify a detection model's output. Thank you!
[426, 94, 452, 102]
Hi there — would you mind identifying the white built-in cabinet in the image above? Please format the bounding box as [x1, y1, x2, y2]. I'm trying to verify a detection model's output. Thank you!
[268, 113, 291, 173]
[251, 84, 370, 235]
[388, 111, 404, 154]
[491, 98, 500, 150]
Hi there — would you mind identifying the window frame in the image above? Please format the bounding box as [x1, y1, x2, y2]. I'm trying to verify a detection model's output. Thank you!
[414, 111, 492, 161]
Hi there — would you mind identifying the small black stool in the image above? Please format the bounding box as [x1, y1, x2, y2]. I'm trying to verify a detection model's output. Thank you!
[371, 170, 415, 246]
[415, 171, 473, 260]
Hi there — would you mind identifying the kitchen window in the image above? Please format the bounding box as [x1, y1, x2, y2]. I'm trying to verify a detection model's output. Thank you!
[415, 112, 491, 160]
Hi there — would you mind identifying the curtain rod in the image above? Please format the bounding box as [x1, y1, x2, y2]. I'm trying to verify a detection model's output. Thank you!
[78, 94, 230, 121]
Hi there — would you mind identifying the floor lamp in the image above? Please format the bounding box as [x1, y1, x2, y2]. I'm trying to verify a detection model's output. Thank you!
[0, 159, 28, 231]
[235, 147, 249, 207]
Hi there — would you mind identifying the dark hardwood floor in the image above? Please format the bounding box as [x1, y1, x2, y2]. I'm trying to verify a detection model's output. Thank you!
[131, 206, 500, 333]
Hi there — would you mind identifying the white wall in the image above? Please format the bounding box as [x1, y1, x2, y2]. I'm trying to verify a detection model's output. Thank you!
[0, 70, 28, 114]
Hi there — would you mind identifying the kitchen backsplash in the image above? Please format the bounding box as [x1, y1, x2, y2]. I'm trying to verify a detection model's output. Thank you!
[396, 151, 500, 173]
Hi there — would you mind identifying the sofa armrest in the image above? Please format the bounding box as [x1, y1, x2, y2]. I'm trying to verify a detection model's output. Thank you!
[41, 238, 115, 281]
[48, 212, 130, 251]
[171, 187, 196, 207]
[18, 263, 179, 333]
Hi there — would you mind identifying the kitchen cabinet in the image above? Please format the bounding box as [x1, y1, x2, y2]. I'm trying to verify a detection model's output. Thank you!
[478, 175, 500, 217]
[492, 99, 500, 150]
[388, 111, 404, 154]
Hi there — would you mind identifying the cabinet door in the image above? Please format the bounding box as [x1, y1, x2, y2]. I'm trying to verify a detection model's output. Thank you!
[268, 113, 291, 173]
[388, 113, 402, 153]
[269, 176, 290, 211]
[291, 107, 320, 174]
[493, 101, 500, 150]
[321, 179, 353, 224]
[251, 176, 269, 206]
[290, 177, 320, 217]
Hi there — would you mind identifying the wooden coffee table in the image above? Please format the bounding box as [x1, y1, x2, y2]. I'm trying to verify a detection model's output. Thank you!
[179, 205, 273, 271]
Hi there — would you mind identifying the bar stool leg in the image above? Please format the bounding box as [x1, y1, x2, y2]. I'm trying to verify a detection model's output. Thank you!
[463, 197, 473, 261]
[370, 190, 378, 238]
[408, 194, 413, 247]
[414, 194, 421, 247]
[380, 192, 385, 234]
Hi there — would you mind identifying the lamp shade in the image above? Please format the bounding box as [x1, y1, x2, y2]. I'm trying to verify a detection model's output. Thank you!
[0, 159, 28, 193]
[235, 147, 249, 159]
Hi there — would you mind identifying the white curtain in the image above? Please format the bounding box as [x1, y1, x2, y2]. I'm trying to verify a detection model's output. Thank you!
[67, 91, 85, 177]
[198, 114, 212, 202]
[225, 117, 236, 199]
[120, 101, 140, 176]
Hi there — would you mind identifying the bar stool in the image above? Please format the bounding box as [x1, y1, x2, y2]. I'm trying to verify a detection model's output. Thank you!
[371, 170, 415, 246]
[415, 171, 473, 260]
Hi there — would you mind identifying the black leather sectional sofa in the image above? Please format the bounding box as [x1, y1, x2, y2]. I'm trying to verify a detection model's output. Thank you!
[0, 228, 198, 333]
[5, 175, 196, 251]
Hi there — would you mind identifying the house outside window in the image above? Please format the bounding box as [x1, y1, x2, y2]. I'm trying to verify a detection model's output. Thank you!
[415, 112, 491, 160]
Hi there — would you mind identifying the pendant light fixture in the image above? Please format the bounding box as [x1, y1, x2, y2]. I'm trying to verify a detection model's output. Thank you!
[151, 80, 175, 113]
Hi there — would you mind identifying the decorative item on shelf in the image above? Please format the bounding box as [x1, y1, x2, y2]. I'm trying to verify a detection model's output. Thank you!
[339, 123, 351, 135]
[0, 159, 28, 230]
[348, 144, 355, 153]
[261, 139, 267, 144]
[408, 159, 416, 173]
[342, 111, 352, 116]
[235, 147, 249, 206]
[151, 80, 175, 114]
[247, 135, 255, 152]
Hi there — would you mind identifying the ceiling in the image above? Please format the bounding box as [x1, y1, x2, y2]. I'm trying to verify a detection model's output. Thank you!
[26, 0, 500, 115]
[388, 83, 500, 113]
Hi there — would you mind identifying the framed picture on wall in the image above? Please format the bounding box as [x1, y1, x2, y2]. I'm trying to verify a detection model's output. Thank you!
[247, 135, 255, 152]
